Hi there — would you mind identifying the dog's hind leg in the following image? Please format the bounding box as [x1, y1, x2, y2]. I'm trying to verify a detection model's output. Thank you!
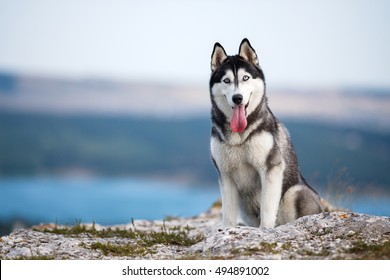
[277, 185, 323, 226]
[294, 185, 323, 217]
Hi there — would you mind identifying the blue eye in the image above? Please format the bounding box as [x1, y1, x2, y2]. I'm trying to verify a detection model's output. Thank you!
[223, 78, 230, 84]
[243, 75, 250, 81]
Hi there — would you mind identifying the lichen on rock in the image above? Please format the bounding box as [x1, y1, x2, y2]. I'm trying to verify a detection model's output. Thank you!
[1, 211, 389, 260]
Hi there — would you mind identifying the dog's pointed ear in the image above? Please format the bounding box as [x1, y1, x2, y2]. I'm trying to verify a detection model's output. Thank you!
[211, 42, 228, 72]
[239, 38, 259, 67]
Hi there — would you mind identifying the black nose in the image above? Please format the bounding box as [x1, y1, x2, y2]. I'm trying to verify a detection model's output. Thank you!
[232, 94, 243, 105]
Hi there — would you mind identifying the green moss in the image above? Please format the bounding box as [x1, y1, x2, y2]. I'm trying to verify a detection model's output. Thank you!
[87, 225, 203, 257]
[347, 241, 390, 259]
[231, 241, 281, 257]
[139, 225, 202, 247]
[281, 242, 293, 250]
[34, 220, 101, 236]
[36, 221, 204, 257]
[88, 242, 151, 257]
[299, 248, 330, 258]
[259, 242, 279, 253]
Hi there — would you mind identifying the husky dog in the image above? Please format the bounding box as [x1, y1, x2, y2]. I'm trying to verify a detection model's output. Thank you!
[209, 38, 323, 228]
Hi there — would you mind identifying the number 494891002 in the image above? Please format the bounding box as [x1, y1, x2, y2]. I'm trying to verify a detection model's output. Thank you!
[214, 266, 269, 276]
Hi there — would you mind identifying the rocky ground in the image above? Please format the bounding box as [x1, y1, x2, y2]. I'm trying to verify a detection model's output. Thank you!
[1, 208, 389, 260]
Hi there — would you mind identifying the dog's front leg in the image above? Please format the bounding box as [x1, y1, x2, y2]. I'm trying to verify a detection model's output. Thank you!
[260, 163, 284, 228]
[219, 175, 240, 228]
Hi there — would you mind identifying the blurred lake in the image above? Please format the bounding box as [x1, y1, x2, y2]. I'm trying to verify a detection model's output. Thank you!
[0, 177, 220, 229]
[1, 177, 389, 235]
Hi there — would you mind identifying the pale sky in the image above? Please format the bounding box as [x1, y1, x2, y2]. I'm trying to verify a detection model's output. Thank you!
[1, 0, 390, 88]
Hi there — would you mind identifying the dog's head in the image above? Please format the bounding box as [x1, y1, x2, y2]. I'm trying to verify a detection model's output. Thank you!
[210, 38, 265, 133]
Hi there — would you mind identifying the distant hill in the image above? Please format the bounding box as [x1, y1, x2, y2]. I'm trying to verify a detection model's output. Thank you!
[0, 72, 209, 117]
[1, 72, 390, 130]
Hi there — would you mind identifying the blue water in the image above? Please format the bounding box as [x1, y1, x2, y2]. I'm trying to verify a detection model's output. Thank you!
[0, 177, 220, 225]
[0, 177, 389, 226]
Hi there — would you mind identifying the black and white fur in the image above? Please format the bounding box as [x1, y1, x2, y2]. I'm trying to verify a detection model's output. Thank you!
[210, 38, 323, 228]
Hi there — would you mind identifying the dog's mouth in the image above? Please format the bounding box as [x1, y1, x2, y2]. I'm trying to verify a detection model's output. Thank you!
[230, 102, 249, 133]
[231, 102, 249, 113]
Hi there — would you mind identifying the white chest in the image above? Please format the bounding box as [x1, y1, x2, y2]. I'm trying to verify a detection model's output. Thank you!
[211, 131, 274, 174]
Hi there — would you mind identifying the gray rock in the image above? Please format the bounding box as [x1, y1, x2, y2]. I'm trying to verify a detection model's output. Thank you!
[1, 211, 389, 259]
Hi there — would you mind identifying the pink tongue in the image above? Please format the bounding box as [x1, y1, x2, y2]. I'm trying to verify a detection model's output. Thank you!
[231, 105, 247, 133]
